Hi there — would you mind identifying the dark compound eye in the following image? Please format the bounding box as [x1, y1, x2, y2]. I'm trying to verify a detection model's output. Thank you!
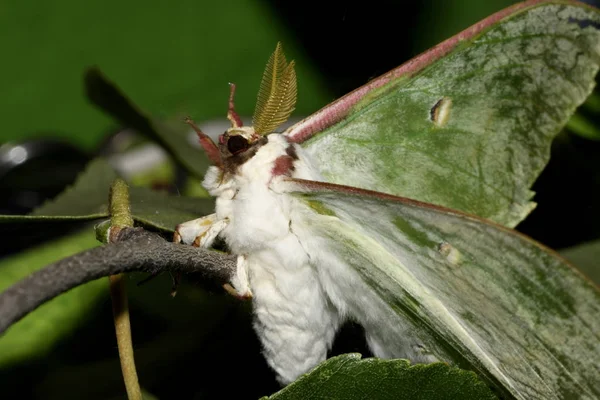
[227, 135, 249, 155]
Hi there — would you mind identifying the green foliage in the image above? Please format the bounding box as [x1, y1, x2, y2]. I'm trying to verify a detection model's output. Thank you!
[567, 92, 600, 140]
[0, 0, 330, 149]
[0, 229, 104, 367]
[29, 158, 117, 219]
[562, 240, 600, 285]
[0, 159, 212, 232]
[127, 186, 212, 232]
[85, 69, 210, 179]
[266, 354, 497, 400]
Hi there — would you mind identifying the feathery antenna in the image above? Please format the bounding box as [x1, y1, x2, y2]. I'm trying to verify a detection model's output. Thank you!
[252, 42, 297, 135]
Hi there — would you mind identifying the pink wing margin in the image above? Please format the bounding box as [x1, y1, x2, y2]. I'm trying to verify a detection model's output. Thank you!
[283, 0, 575, 144]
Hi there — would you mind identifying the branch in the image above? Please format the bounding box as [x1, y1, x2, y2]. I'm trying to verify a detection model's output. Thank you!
[0, 227, 236, 334]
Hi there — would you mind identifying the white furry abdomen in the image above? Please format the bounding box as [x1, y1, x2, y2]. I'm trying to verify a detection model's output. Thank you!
[204, 134, 339, 383]
[249, 235, 339, 383]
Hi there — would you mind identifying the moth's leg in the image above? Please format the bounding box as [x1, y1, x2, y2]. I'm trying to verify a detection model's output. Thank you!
[223, 255, 252, 299]
[173, 213, 228, 248]
[173, 214, 230, 296]
[174, 215, 250, 299]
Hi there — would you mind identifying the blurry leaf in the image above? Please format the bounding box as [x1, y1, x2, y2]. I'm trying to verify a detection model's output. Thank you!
[85, 69, 209, 179]
[129, 186, 213, 232]
[566, 87, 600, 140]
[5, 158, 117, 221]
[561, 241, 600, 285]
[140, 389, 159, 400]
[581, 90, 600, 113]
[0, 158, 212, 233]
[265, 354, 496, 400]
[0, 229, 105, 367]
[182, 176, 210, 198]
[128, 160, 176, 188]
[566, 113, 600, 141]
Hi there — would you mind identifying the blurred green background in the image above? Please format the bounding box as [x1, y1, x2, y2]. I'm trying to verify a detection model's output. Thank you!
[0, 0, 519, 150]
[2, 0, 599, 399]
[0, 0, 327, 150]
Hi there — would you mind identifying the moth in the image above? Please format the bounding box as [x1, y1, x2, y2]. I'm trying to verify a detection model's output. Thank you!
[174, 2, 600, 399]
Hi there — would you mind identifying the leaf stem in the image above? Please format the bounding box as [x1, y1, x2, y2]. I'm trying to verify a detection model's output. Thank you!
[108, 179, 142, 400]
[109, 273, 142, 400]
[109, 179, 135, 229]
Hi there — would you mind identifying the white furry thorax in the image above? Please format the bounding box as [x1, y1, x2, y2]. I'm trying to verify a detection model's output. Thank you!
[202, 133, 319, 255]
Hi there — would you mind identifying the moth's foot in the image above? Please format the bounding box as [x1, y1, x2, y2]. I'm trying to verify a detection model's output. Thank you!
[174, 213, 216, 244]
[224, 255, 252, 299]
[174, 214, 228, 248]
[223, 283, 253, 300]
[173, 230, 182, 244]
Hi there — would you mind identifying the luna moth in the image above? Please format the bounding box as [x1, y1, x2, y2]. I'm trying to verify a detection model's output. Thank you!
[174, 1, 600, 399]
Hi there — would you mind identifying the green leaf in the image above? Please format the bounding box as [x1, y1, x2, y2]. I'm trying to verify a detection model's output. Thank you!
[0, 229, 105, 367]
[286, 178, 600, 400]
[140, 388, 160, 400]
[0, 158, 212, 233]
[566, 88, 600, 140]
[566, 112, 600, 141]
[29, 158, 117, 219]
[85, 68, 209, 179]
[266, 354, 497, 400]
[128, 186, 213, 232]
[561, 240, 600, 285]
[288, 1, 600, 228]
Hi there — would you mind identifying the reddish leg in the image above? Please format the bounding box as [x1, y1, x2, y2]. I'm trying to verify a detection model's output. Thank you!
[184, 117, 222, 167]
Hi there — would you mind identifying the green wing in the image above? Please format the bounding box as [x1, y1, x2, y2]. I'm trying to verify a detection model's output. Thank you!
[285, 1, 600, 227]
[282, 178, 600, 400]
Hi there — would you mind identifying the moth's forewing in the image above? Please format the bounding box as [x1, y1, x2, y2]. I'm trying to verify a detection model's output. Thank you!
[285, 1, 600, 228]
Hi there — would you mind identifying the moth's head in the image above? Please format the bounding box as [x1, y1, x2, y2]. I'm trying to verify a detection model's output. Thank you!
[217, 117, 267, 172]
[188, 42, 297, 172]
[219, 126, 257, 156]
